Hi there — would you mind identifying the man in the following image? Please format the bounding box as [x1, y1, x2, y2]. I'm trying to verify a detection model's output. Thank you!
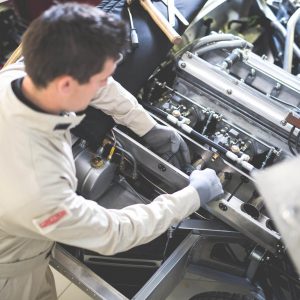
[0, 3, 223, 300]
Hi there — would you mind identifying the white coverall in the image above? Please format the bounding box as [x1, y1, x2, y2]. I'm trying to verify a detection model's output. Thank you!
[0, 62, 200, 300]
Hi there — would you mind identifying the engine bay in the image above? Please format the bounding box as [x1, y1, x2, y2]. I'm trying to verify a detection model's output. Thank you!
[49, 1, 300, 299]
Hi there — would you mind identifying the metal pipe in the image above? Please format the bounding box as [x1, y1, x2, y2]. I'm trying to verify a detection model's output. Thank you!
[220, 49, 242, 70]
[192, 33, 241, 52]
[195, 40, 252, 57]
[256, 0, 300, 59]
[283, 7, 300, 72]
[271, 20, 300, 59]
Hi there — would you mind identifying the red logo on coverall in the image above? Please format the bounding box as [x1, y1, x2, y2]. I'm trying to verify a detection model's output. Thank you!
[39, 210, 67, 228]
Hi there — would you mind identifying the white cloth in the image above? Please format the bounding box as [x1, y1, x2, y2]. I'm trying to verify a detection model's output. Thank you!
[0, 264, 56, 300]
[253, 156, 300, 275]
[0, 63, 200, 299]
[90, 76, 156, 136]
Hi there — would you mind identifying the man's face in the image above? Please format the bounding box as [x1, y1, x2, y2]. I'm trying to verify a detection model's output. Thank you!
[67, 57, 117, 112]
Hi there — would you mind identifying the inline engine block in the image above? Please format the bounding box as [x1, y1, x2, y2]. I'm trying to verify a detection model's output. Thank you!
[142, 33, 300, 256]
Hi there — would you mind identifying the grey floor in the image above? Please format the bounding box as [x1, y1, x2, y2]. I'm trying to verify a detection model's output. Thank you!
[52, 267, 93, 300]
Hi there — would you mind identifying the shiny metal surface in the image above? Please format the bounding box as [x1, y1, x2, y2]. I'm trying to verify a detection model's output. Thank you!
[73, 143, 117, 200]
[233, 50, 300, 104]
[178, 52, 293, 138]
[133, 234, 199, 300]
[51, 245, 128, 300]
[113, 128, 189, 192]
[207, 197, 281, 253]
[114, 119, 282, 252]
[175, 49, 300, 154]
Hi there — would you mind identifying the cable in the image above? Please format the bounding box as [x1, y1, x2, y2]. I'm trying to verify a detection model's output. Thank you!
[111, 129, 117, 147]
[191, 33, 241, 52]
[195, 40, 251, 57]
[162, 221, 182, 263]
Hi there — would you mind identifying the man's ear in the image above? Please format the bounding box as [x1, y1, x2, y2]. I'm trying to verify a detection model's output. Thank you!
[55, 75, 76, 96]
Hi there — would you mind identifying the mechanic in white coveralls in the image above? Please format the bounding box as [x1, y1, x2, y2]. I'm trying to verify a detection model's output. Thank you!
[0, 3, 223, 300]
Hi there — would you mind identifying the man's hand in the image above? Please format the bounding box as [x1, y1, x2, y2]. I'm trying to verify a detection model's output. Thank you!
[143, 124, 191, 169]
[189, 169, 224, 208]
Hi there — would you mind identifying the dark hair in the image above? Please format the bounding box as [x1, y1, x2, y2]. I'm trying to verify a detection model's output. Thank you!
[22, 3, 127, 88]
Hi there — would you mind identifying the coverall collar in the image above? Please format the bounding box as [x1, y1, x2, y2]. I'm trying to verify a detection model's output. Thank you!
[6, 81, 85, 133]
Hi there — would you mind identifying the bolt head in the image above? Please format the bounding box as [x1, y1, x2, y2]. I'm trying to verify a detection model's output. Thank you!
[219, 203, 228, 211]
[280, 120, 287, 126]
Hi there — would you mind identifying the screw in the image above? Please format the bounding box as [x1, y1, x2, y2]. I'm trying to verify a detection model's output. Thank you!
[226, 89, 232, 95]
[79, 139, 87, 148]
[90, 156, 104, 169]
[219, 203, 228, 211]
[180, 62, 186, 68]
[261, 54, 268, 60]
[280, 120, 287, 126]
[158, 163, 166, 172]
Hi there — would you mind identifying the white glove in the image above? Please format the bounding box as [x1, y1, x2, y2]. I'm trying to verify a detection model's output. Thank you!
[142, 124, 191, 169]
[189, 169, 224, 207]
